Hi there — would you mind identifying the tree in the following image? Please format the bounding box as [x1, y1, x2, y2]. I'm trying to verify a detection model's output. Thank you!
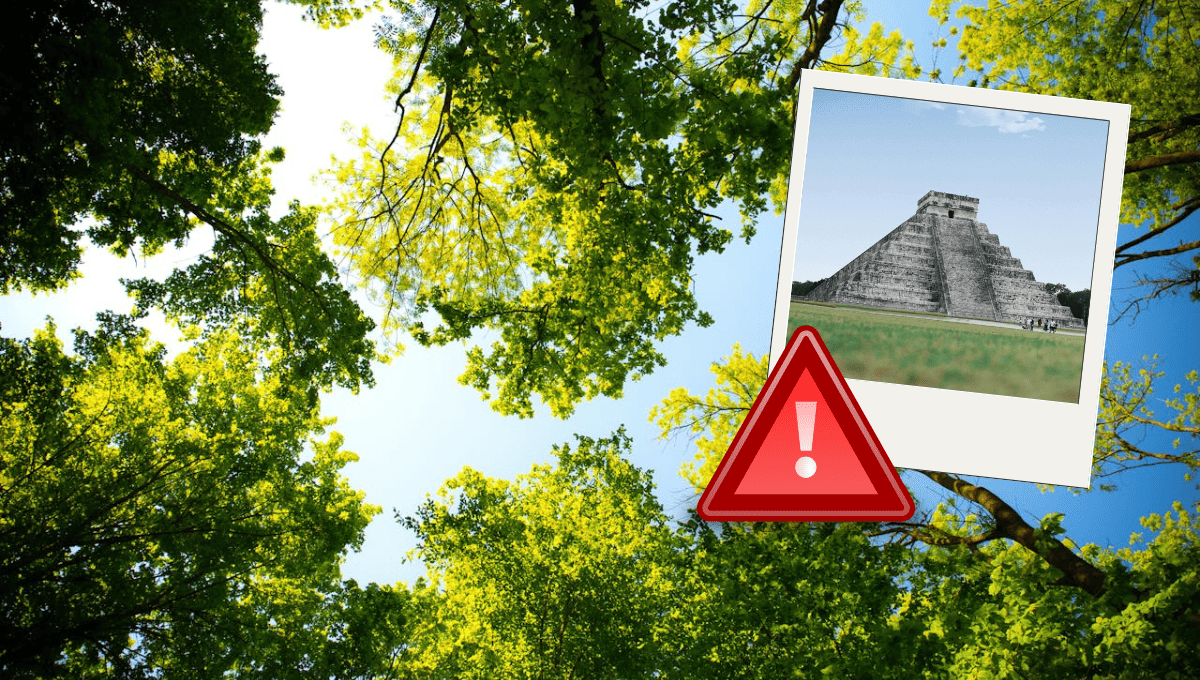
[1058, 288, 1091, 322]
[1095, 357, 1200, 488]
[649, 343, 767, 493]
[0, 320, 383, 676]
[0, 3, 409, 674]
[667, 519, 922, 679]
[397, 430, 679, 679]
[653, 346, 1200, 678]
[929, 0, 1200, 319]
[1043, 282, 1069, 298]
[644, 2, 1200, 672]
[0, 0, 377, 392]
[121, 194, 379, 396]
[327, 0, 919, 417]
[0, 0, 279, 293]
[226, 578, 410, 679]
[791, 279, 827, 297]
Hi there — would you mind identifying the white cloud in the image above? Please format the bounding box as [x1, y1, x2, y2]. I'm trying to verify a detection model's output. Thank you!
[954, 107, 1046, 134]
[916, 100, 947, 110]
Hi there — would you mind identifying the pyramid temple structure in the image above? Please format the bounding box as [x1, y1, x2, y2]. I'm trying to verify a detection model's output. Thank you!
[803, 191, 1085, 328]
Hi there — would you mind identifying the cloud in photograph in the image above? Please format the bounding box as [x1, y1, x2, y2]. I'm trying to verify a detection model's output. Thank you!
[901, 99, 948, 116]
[955, 107, 1046, 134]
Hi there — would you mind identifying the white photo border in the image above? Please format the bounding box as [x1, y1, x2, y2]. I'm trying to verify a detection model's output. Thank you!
[771, 70, 1131, 488]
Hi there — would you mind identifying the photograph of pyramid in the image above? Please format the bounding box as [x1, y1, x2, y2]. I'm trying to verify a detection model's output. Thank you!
[804, 190, 1084, 328]
[781, 87, 1111, 402]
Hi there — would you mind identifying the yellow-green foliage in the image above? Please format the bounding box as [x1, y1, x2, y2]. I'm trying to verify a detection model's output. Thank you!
[649, 343, 766, 493]
[789, 302, 1085, 403]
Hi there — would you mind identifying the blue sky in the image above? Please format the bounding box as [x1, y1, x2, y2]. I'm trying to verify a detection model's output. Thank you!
[794, 89, 1110, 293]
[1, 2, 1197, 588]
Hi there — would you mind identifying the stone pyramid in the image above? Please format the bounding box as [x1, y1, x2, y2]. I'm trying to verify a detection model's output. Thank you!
[804, 191, 1084, 328]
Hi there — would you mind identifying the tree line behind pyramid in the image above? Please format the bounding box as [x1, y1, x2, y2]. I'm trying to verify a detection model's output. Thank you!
[802, 191, 1087, 328]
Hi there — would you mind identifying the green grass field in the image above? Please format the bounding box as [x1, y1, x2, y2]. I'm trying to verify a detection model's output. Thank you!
[788, 302, 1086, 403]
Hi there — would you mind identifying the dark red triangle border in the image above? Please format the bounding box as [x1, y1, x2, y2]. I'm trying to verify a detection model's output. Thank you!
[697, 326, 915, 521]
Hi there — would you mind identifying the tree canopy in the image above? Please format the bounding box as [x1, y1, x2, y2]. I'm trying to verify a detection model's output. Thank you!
[0, 0, 377, 392]
[651, 349, 1200, 678]
[390, 424, 1200, 679]
[0, 321, 389, 676]
[3, 0, 1198, 677]
[397, 431, 678, 679]
[326, 0, 918, 417]
[0, 1, 387, 673]
[325, 0, 1200, 415]
[1, 0, 275, 291]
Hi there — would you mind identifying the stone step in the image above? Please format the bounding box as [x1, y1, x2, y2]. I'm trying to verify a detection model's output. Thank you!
[996, 301, 1082, 319]
[991, 268, 1036, 282]
[932, 216, 997, 321]
[859, 265, 938, 282]
[832, 294, 942, 313]
[839, 276, 940, 294]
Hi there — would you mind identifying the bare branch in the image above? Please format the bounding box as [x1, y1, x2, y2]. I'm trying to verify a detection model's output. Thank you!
[1114, 195, 1200, 256]
[1111, 258, 1200, 323]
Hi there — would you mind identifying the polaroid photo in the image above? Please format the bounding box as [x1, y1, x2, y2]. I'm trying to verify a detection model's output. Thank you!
[771, 70, 1131, 487]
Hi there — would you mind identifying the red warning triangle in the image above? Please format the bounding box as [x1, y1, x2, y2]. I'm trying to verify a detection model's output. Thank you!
[697, 326, 914, 521]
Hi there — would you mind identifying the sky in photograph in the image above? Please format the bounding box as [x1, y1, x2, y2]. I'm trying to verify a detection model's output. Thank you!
[1, 1, 1197, 589]
[793, 88, 1111, 293]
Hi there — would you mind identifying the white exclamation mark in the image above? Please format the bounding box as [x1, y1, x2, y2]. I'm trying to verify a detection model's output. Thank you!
[795, 402, 817, 478]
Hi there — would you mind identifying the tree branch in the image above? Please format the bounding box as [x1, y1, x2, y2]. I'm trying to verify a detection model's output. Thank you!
[783, 0, 845, 93]
[1109, 259, 1200, 323]
[920, 470, 1109, 598]
[122, 165, 325, 313]
[1114, 195, 1200, 256]
[1124, 149, 1200, 174]
[1127, 113, 1200, 144]
[1114, 238, 1200, 268]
